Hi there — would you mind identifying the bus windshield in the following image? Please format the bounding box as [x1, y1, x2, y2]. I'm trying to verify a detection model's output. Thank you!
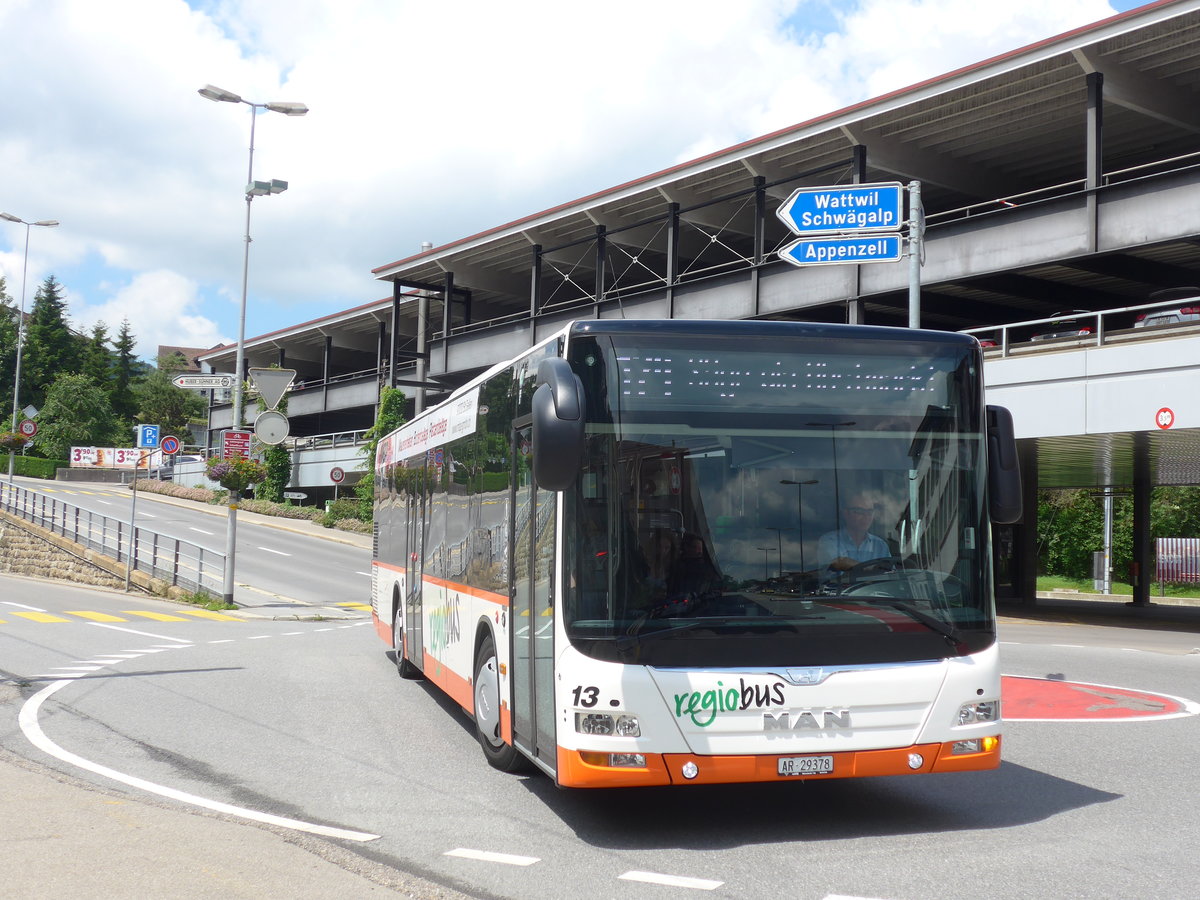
[563, 325, 993, 668]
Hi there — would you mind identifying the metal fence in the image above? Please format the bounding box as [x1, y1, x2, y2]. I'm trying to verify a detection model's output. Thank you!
[0, 481, 225, 596]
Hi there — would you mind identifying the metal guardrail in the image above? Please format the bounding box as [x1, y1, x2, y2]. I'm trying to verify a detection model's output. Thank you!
[959, 297, 1200, 358]
[0, 481, 225, 596]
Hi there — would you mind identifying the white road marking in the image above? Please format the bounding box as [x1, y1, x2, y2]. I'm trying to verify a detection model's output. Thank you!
[618, 871, 723, 890]
[90, 623, 191, 644]
[189, 527, 214, 536]
[258, 546, 291, 556]
[444, 848, 540, 866]
[1051, 644, 1085, 649]
[3, 601, 47, 612]
[824, 895, 893, 900]
[19, 680, 381, 842]
[248, 635, 273, 640]
[207, 639, 235, 644]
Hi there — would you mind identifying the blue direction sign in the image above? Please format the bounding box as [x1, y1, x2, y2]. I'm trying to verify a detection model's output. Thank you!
[776, 182, 903, 236]
[779, 234, 903, 267]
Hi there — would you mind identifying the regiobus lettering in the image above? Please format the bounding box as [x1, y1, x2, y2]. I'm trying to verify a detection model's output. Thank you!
[371, 319, 1020, 787]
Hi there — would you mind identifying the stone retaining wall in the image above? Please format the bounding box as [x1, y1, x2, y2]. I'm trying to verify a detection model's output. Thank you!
[0, 510, 164, 595]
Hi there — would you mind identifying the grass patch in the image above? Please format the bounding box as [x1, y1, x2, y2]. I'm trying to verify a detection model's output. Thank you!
[178, 588, 237, 611]
[1036, 575, 1200, 599]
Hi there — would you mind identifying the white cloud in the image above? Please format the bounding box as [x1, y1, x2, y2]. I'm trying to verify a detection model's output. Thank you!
[67, 270, 228, 361]
[0, 0, 1127, 348]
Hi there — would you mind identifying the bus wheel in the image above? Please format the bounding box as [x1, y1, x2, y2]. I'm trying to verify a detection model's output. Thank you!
[473, 634, 525, 772]
[393, 613, 421, 680]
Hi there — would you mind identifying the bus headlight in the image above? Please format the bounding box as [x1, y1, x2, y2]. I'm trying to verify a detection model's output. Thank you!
[955, 700, 999, 726]
[576, 713, 641, 737]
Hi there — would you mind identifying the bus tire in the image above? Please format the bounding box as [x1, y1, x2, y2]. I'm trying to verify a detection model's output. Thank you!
[473, 634, 526, 772]
[393, 612, 421, 680]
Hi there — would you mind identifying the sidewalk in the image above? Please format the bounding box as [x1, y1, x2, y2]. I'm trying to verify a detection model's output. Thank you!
[999, 593, 1200, 633]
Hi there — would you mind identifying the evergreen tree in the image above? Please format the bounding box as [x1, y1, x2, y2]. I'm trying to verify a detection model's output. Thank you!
[82, 321, 114, 388]
[111, 318, 140, 423]
[22, 275, 79, 408]
[32, 373, 119, 460]
[0, 276, 16, 423]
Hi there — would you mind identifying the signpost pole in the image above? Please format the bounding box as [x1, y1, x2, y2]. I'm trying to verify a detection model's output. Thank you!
[907, 180, 923, 329]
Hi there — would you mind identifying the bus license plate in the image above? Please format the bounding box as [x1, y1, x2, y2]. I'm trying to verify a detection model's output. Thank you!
[778, 755, 834, 776]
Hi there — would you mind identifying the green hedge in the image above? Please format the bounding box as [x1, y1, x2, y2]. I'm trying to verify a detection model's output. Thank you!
[3, 454, 67, 479]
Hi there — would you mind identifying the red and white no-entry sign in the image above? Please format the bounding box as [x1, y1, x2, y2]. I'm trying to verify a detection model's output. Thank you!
[1156, 407, 1175, 429]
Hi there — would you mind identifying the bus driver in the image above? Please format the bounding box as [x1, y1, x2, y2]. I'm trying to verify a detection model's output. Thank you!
[817, 492, 890, 576]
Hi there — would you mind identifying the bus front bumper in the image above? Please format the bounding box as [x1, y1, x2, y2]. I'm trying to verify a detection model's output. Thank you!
[556, 737, 1000, 787]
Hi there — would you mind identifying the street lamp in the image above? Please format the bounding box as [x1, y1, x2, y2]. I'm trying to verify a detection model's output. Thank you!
[198, 84, 307, 431]
[199, 84, 306, 606]
[1, 212, 59, 483]
[780, 479, 818, 573]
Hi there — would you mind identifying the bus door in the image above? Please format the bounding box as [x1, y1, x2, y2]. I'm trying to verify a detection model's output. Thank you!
[405, 469, 425, 670]
[510, 423, 557, 769]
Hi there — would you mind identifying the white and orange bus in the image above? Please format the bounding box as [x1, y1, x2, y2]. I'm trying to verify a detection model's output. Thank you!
[371, 319, 1021, 787]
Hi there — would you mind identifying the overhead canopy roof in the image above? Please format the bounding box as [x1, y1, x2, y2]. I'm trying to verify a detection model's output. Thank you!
[373, 0, 1200, 333]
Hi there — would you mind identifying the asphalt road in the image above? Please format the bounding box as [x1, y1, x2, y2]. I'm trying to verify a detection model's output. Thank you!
[2, 496, 1198, 899]
[6, 477, 372, 610]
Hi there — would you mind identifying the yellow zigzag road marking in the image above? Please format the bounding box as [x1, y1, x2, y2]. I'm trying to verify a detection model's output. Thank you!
[1, 610, 244, 624]
[121, 611, 190, 622]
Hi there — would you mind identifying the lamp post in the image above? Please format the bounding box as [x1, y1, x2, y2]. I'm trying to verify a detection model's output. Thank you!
[199, 84, 306, 606]
[780, 478, 818, 573]
[1, 213, 59, 483]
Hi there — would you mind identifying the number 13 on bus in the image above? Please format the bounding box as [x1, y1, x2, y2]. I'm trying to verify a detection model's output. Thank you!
[371, 320, 1021, 787]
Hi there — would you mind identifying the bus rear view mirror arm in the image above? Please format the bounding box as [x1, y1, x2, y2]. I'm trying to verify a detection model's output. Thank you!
[986, 404, 1022, 524]
[533, 357, 585, 491]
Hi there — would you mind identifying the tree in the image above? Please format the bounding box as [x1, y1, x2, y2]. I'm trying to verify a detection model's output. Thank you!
[22, 275, 80, 408]
[32, 374, 119, 460]
[355, 386, 407, 508]
[132, 354, 207, 439]
[82, 322, 114, 388]
[110, 318, 140, 423]
[0, 276, 16, 423]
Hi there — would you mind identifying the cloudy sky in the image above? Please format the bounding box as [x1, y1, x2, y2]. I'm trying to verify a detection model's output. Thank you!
[0, 0, 1144, 361]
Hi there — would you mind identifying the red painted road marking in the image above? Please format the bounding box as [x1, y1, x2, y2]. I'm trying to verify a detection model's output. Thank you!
[1002, 675, 1200, 722]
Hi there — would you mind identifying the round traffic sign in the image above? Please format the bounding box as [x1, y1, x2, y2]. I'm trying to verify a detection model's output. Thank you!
[254, 410, 290, 445]
[1156, 407, 1175, 429]
[330, 466, 345, 484]
[159, 435, 181, 455]
[17, 419, 37, 438]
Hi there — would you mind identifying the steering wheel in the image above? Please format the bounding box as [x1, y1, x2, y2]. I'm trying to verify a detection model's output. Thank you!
[845, 556, 898, 578]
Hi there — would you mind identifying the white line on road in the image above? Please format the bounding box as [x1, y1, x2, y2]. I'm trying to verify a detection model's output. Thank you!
[356, 571, 372, 577]
[444, 848, 540, 866]
[618, 871, 723, 890]
[3, 601, 47, 612]
[19, 680, 381, 843]
[90, 623, 192, 644]
[258, 547, 291, 556]
[189, 527, 214, 536]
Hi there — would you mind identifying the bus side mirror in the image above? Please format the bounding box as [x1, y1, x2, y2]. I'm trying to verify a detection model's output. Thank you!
[986, 404, 1022, 524]
[532, 357, 584, 491]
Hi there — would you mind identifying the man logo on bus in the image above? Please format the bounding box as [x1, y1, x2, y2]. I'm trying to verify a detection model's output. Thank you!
[763, 709, 853, 732]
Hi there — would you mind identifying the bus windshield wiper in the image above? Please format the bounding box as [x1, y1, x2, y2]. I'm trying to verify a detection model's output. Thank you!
[855, 600, 963, 648]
